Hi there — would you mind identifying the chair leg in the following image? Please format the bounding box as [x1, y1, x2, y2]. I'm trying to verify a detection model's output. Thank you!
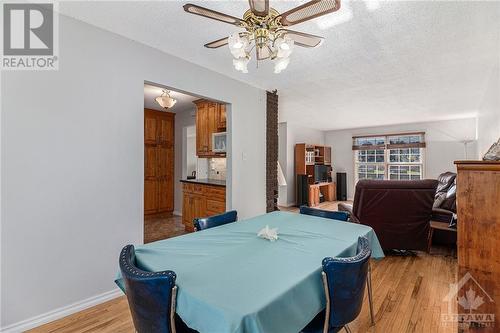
[367, 263, 375, 326]
[344, 324, 352, 333]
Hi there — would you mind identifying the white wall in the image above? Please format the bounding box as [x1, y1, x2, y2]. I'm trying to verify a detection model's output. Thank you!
[0, 13, 266, 330]
[279, 122, 326, 206]
[277, 122, 287, 206]
[324, 118, 478, 199]
[174, 108, 196, 215]
[477, 62, 500, 158]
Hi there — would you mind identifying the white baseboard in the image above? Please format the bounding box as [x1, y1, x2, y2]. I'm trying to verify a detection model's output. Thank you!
[173, 210, 182, 216]
[1, 288, 123, 333]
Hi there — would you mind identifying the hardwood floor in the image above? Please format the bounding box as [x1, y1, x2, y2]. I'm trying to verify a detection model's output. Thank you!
[144, 214, 186, 243]
[29, 203, 457, 333]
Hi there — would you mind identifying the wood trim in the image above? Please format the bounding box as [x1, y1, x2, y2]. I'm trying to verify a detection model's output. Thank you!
[352, 144, 385, 150]
[455, 161, 500, 172]
[352, 131, 425, 139]
[386, 142, 426, 149]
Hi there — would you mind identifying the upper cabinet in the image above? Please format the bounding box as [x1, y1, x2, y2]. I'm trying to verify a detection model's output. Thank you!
[194, 99, 226, 157]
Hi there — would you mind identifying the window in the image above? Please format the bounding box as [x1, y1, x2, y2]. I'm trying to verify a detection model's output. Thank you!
[353, 133, 425, 183]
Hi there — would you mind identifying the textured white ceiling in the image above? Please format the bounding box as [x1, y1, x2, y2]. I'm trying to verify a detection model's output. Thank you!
[60, 1, 500, 130]
[144, 83, 198, 113]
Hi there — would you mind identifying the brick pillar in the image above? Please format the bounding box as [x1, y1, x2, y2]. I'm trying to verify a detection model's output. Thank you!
[266, 90, 279, 213]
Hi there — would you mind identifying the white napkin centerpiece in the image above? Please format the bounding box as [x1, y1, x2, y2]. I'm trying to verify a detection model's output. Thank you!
[258, 225, 279, 242]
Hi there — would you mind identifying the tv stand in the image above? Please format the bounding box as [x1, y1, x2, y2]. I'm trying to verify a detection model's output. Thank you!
[309, 182, 336, 207]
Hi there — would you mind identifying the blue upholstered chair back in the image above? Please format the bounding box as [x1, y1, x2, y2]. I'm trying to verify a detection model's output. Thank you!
[194, 210, 238, 231]
[119, 245, 177, 333]
[322, 237, 371, 328]
[299, 205, 349, 221]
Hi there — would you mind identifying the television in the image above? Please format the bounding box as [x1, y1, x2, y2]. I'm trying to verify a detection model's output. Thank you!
[314, 165, 330, 183]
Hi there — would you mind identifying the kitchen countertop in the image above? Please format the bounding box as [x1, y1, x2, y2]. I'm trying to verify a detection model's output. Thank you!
[180, 178, 226, 187]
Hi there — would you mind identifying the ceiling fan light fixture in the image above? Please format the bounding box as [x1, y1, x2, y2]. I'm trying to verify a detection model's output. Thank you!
[233, 56, 250, 73]
[228, 33, 249, 58]
[184, 0, 341, 73]
[275, 36, 294, 58]
[155, 90, 177, 109]
[273, 56, 290, 74]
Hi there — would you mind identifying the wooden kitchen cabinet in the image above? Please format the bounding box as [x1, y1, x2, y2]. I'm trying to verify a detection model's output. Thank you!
[182, 182, 226, 231]
[194, 99, 226, 157]
[144, 109, 174, 216]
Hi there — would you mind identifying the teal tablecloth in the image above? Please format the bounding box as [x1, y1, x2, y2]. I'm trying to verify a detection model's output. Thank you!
[115, 211, 384, 333]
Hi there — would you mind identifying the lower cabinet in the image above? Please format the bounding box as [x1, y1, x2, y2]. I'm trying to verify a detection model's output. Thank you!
[182, 182, 226, 231]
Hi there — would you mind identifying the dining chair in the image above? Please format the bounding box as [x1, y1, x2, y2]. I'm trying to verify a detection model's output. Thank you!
[193, 210, 237, 231]
[299, 205, 350, 221]
[301, 237, 374, 333]
[119, 245, 197, 333]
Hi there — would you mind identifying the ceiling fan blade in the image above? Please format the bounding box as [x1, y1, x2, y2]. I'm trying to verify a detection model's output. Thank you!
[204, 37, 229, 49]
[248, 0, 269, 17]
[183, 3, 244, 26]
[256, 46, 271, 60]
[279, 29, 324, 48]
[278, 0, 341, 26]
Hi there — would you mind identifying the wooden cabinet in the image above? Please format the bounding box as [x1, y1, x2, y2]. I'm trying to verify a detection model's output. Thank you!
[308, 182, 336, 207]
[144, 109, 174, 216]
[455, 160, 500, 332]
[182, 182, 226, 231]
[194, 99, 226, 157]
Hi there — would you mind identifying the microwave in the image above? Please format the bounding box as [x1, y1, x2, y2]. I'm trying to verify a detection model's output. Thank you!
[212, 132, 227, 153]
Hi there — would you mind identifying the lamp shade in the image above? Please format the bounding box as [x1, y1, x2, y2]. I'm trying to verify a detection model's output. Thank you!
[155, 90, 177, 109]
[278, 161, 287, 186]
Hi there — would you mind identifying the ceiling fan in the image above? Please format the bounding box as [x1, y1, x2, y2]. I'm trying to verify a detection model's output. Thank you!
[183, 0, 341, 73]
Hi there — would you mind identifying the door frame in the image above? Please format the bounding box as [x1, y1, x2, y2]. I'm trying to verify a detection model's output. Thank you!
[143, 80, 232, 237]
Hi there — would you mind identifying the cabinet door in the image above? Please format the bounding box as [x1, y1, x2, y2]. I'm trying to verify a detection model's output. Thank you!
[158, 177, 173, 212]
[144, 180, 158, 214]
[157, 146, 174, 213]
[157, 146, 173, 178]
[192, 194, 207, 220]
[196, 103, 209, 155]
[144, 145, 157, 178]
[158, 113, 174, 146]
[207, 102, 218, 155]
[182, 193, 193, 229]
[144, 110, 158, 144]
[217, 104, 227, 130]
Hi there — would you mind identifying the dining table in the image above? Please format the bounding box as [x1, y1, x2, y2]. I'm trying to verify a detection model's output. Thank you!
[115, 211, 384, 333]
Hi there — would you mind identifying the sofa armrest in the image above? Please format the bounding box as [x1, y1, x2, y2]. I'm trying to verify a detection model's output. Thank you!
[432, 208, 454, 223]
[338, 203, 359, 223]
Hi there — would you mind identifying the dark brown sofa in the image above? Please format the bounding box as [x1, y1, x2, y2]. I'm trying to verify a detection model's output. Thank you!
[338, 179, 438, 251]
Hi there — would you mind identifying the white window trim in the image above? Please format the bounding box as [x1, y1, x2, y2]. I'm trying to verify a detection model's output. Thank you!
[353, 137, 426, 184]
